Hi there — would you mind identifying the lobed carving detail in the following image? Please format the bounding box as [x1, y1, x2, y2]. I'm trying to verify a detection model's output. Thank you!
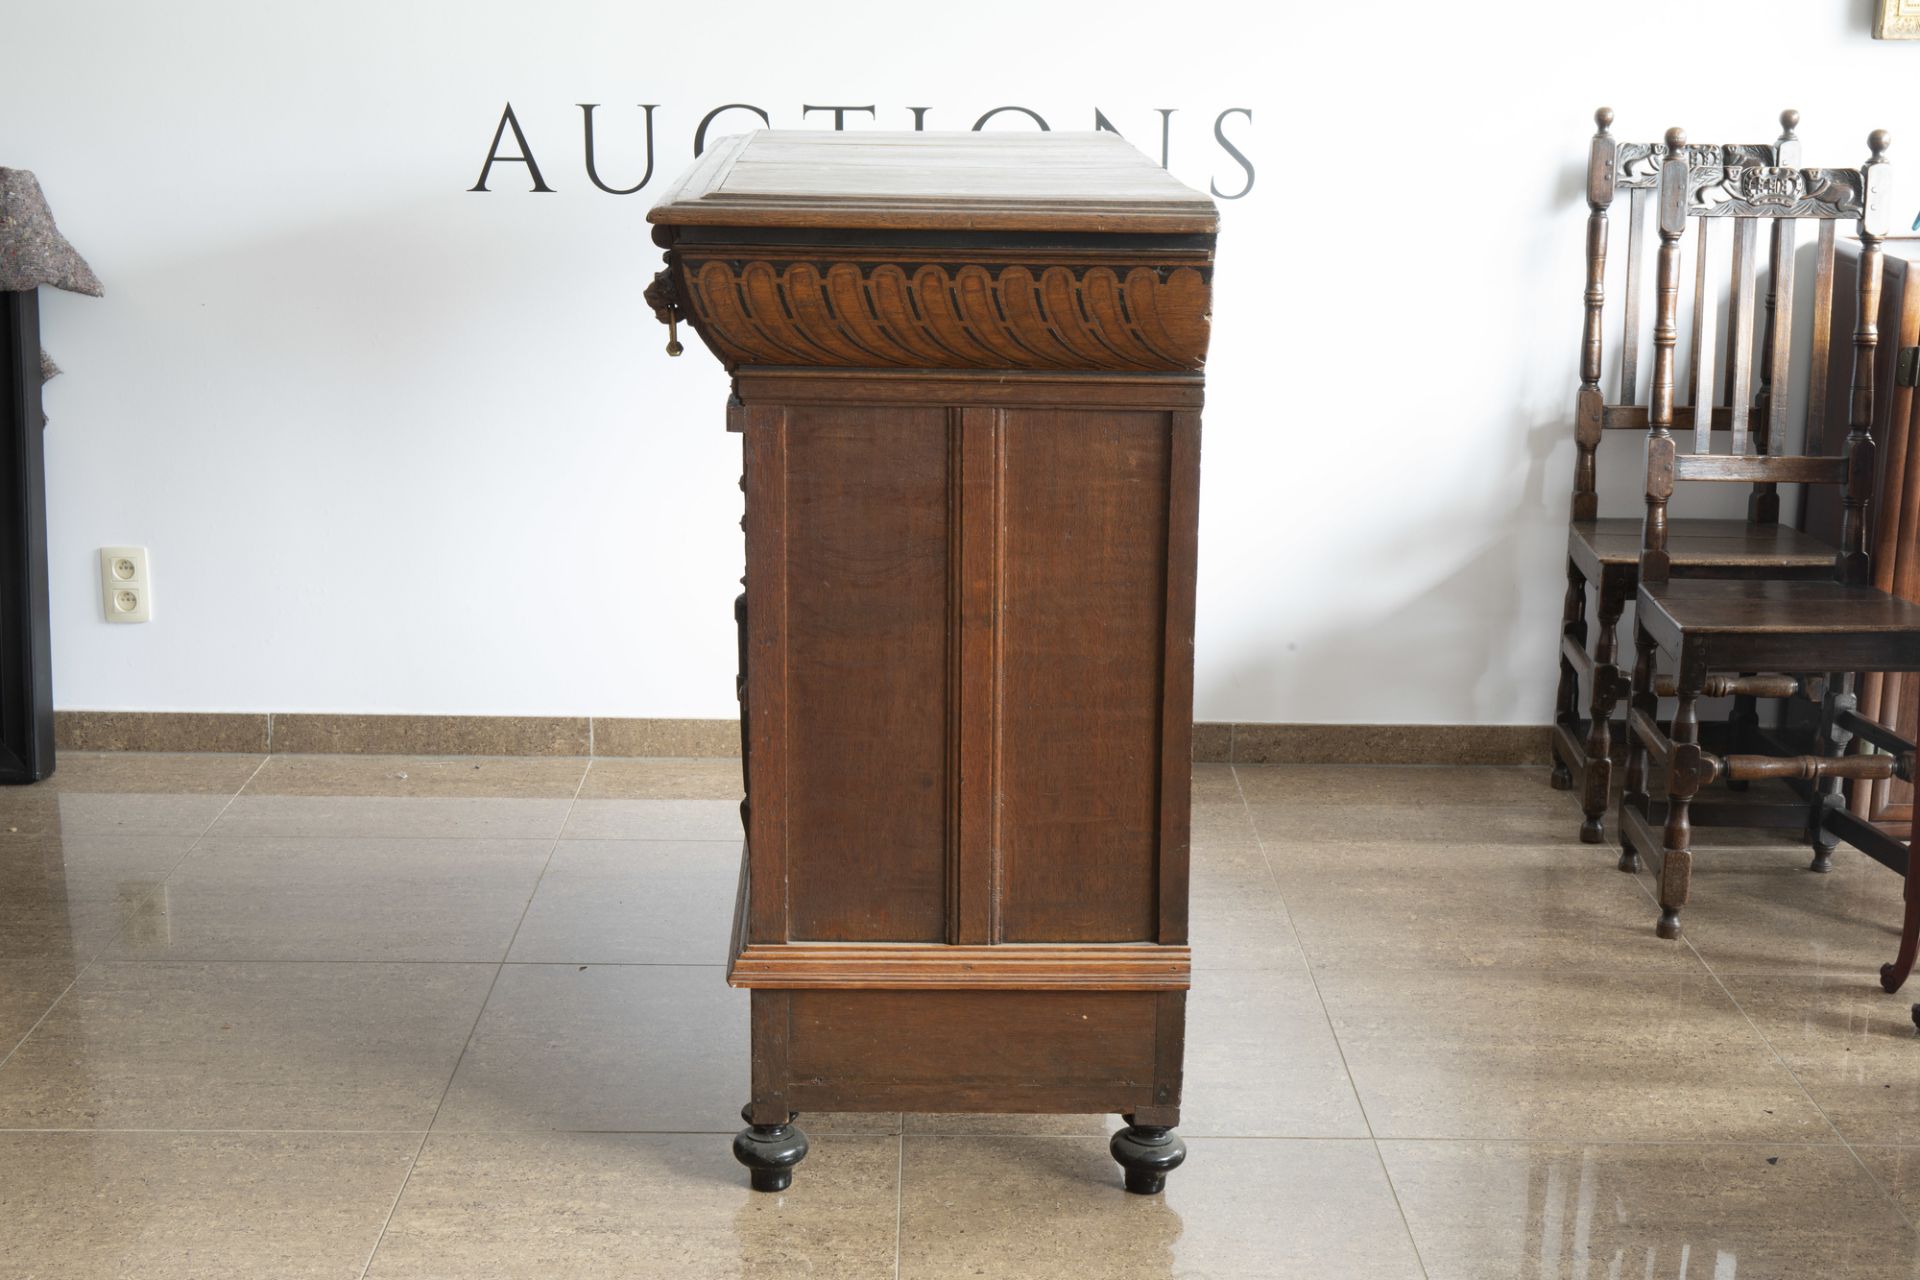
[673, 258, 1211, 372]
[1686, 165, 1863, 218]
[1616, 142, 1775, 188]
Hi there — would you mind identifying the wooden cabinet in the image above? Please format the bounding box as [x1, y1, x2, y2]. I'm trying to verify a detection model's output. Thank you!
[646, 131, 1217, 1194]
[1805, 238, 1920, 835]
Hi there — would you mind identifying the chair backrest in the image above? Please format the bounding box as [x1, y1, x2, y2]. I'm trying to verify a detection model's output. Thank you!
[1639, 127, 1895, 587]
[1572, 108, 1797, 523]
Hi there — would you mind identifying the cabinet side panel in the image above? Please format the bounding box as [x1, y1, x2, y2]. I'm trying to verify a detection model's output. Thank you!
[999, 408, 1170, 942]
[784, 405, 950, 941]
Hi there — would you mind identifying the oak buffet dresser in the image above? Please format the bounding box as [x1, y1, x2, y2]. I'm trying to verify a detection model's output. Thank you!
[645, 130, 1219, 1194]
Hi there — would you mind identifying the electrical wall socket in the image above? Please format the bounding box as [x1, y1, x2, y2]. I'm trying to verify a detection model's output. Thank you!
[99, 547, 152, 623]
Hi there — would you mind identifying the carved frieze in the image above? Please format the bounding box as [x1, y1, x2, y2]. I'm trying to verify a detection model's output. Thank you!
[666, 252, 1212, 372]
[1685, 165, 1865, 219]
[1615, 141, 1777, 189]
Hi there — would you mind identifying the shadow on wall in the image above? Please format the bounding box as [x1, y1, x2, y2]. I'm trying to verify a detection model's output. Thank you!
[1196, 156, 1588, 727]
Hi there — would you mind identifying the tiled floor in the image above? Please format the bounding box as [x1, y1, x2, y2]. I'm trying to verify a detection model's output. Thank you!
[1, 752, 1917, 1277]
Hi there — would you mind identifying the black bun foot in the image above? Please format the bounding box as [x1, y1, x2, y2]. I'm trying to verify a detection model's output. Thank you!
[1656, 908, 1682, 940]
[734, 1105, 808, 1193]
[1111, 1123, 1185, 1196]
[1616, 848, 1640, 873]
[1549, 762, 1573, 791]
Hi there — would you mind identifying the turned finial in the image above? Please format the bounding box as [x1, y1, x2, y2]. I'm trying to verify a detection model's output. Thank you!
[1594, 107, 1614, 135]
[1870, 129, 1892, 161]
[1779, 109, 1800, 140]
[1664, 126, 1687, 152]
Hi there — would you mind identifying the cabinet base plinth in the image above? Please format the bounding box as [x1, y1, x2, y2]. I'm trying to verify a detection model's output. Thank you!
[745, 986, 1185, 1189]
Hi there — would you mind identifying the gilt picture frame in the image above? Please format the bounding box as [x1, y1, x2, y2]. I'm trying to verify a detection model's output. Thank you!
[1876, 0, 1920, 38]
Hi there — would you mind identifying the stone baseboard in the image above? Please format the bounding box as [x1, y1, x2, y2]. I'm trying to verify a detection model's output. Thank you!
[53, 712, 742, 758]
[1213, 722, 1550, 766]
[54, 711, 1550, 765]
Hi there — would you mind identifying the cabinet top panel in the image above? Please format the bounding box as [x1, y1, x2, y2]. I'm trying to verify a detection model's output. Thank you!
[648, 131, 1219, 234]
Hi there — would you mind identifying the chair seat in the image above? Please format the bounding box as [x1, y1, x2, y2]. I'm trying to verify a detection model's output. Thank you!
[1638, 578, 1920, 669]
[1571, 517, 1834, 571]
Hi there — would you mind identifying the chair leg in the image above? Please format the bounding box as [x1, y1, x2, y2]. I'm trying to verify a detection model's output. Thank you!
[1883, 868, 1920, 995]
[1551, 559, 1587, 793]
[1579, 591, 1625, 844]
[1619, 621, 1657, 875]
[1656, 680, 1702, 940]
[1807, 671, 1853, 874]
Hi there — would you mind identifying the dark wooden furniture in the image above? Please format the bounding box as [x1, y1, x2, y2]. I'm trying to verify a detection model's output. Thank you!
[1619, 130, 1920, 1008]
[645, 131, 1216, 1193]
[1553, 109, 1834, 843]
[1803, 239, 1920, 837]
[0, 289, 55, 784]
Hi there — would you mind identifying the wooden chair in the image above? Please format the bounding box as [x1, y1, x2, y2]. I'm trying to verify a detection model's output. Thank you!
[1552, 108, 1838, 843]
[1619, 128, 1920, 1004]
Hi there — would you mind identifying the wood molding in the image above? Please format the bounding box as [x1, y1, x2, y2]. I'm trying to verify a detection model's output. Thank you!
[675, 255, 1211, 373]
[727, 941, 1191, 991]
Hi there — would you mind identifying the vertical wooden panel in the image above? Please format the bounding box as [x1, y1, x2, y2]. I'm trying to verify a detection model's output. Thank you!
[1807, 220, 1838, 454]
[742, 405, 790, 945]
[999, 409, 1170, 943]
[1687, 217, 1711, 417]
[1726, 218, 1759, 456]
[1691, 218, 1716, 456]
[1765, 218, 1797, 455]
[1157, 412, 1200, 947]
[1620, 187, 1651, 404]
[948, 407, 1000, 945]
[784, 405, 950, 941]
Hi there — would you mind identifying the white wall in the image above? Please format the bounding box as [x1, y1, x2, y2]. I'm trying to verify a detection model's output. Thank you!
[4, 0, 1916, 725]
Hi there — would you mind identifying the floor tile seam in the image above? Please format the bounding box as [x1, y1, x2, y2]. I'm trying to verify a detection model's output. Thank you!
[51, 956, 735, 967]
[0, 759, 225, 1068]
[1230, 764, 1550, 773]
[1365, 1137, 1433, 1280]
[1231, 778, 1431, 1274]
[1681, 912, 1919, 1230]
[1237, 763, 1422, 1276]
[1228, 765, 1379, 1143]
[556, 833, 745, 843]
[138, 831, 743, 844]
[0, 1126, 431, 1135]
[59, 958, 732, 973]
[0, 961, 89, 1078]
[892, 1132, 904, 1280]
[356, 1129, 432, 1280]
[95, 754, 279, 957]
[1365, 1135, 1865, 1148]
[403, 761, 597, 1171]
[187, 829, 741, 841]
[1286, 961, 1734, 979]
[896, 1132, 1378, 1143]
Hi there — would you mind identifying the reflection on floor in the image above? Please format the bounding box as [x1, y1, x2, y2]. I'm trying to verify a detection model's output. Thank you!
[0, 752, 1916, 1278]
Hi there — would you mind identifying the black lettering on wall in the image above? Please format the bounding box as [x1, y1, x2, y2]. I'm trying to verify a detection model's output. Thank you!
[1211, 108, 1254, 200]
[972, 106, 1049, 131]
[580, 104, 658, 195]
[908, 107, 932, 131]
[694, 103, 772, 156]
[803, 104, 877, 130]
[1093, 107, 1175, 168]
[470, 102, 553, 193]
